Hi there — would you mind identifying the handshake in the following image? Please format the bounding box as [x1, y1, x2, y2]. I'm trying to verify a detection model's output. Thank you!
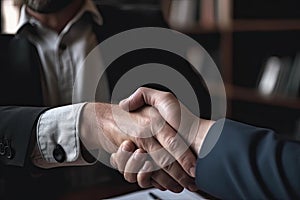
[80, 87, 215, 193]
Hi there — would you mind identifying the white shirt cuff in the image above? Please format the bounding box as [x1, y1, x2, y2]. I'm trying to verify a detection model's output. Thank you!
[35, 103, 86, 165]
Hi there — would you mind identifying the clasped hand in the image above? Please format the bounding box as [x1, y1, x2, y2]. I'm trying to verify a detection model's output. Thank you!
[80, 87, 214, 192]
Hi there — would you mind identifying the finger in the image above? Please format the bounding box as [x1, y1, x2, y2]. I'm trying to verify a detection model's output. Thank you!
[153, 149, 196, 192]
[119, 87, 153, 112]
[136, 161, 166, 191]
[137, 137, 197, 191]
[155, 123, 197, 177]
[151, 180, 166, 191]
[136, 161, 153, 188]
[120, 87, 173, 113]
[120, 88, 198, 175]
[134, 124, 197, 177]
[163, 162, 198, 192]
[119, 87, 181, 128]
[151, 168, 184, 193]
[113, 140, 135, 172]
[123, 149, 147, 183]
[110, 153, 117, 169]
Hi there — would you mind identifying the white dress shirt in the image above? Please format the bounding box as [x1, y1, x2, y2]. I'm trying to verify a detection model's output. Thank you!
[17, 0, 107, 168]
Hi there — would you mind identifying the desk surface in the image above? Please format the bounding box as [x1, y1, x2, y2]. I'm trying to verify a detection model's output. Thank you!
[58, 179, 141, 200]
[59, 178, 216, 200]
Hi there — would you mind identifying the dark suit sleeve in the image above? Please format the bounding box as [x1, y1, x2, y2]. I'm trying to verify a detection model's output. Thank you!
[0, 107, 48, 167]
[196, 119, 300, 199]
[0, 35, 48, 168]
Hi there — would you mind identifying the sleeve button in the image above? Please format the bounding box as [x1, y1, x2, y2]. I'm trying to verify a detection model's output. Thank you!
[53, 144, 66, 163]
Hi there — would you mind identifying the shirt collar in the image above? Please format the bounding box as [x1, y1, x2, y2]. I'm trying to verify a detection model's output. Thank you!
[17, 0, 103, 33]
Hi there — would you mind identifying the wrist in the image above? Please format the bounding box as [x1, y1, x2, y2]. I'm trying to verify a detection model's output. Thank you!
[79, 102, 120, 153]
[79, 103, 100, 150]
[191, 118, 215, 155]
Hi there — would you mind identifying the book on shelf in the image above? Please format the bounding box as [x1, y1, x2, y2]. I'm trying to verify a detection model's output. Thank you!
[167, 0, 232, 31]
[168, 0, 199, 29]
[200, 0, 215, 29]
[257, 54, 300, 98]
[257, 56, 282, 96]
[214, 0, 232, 30]
[199, 0, 232, 30]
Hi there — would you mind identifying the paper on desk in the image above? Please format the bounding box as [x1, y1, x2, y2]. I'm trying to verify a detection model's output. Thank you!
[108, 188, 206, 200]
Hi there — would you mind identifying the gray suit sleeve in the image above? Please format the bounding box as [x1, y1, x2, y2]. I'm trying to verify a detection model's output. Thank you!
[196, 119, 300, 199]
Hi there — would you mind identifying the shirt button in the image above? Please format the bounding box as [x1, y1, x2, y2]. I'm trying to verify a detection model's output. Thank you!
[53, 144, 66, 163]
[59, 43, 67, 51]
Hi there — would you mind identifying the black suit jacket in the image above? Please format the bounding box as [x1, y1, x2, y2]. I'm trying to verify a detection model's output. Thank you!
[0, 4, 210, 199]
[0, 3, 299, 200]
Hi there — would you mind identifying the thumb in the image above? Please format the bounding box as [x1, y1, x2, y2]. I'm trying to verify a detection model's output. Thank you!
[119, 87, 154, 111]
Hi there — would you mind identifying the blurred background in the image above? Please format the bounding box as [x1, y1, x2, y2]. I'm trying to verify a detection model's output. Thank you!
[1, 0, 300, 199]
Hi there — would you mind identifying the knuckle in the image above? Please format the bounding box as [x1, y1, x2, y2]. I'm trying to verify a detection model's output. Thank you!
[138, 174, 151, 188]
[179, 153, 193, 168]
[176, 175, 192, 187]
[164, 163, 174, 172]
[134, 137, 145, 148]
[165, 135, 178, 152]
[136, 87, 145, 94]
[159, 153, 174, 168]
[162, 92, 174, 100]
[158, 92, 177, 105]
[163, 163, 193, 188]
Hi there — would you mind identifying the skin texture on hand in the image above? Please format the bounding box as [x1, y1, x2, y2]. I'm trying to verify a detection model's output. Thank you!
[111, 87, 215, 192]
[119, 87, 215, 154]
[79, 102, 197, 190]
[110, 141, 187, 193]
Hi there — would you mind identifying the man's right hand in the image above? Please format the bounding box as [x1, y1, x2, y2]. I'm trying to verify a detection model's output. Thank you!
[119, 87, 215, 155]
[79, 102, 197, 190]
[110, 87, 215, 192]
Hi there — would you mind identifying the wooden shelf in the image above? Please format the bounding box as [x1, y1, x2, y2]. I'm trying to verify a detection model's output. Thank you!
[171, 25, 219, 34]
[233, 19, 300, 32]
[226, 85, 300, 109]
[173, 19, 300, 34]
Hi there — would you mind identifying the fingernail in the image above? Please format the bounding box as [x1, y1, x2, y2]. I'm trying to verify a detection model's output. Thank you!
[121, 142, 131, 152]
[189, 166, 196, 177]
[174, 186, 184, 193]
[119, 99, 128, 110]
[133, 151, 144, 160]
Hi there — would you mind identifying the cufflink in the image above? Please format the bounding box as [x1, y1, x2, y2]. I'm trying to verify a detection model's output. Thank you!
[53, 144, 66, 163]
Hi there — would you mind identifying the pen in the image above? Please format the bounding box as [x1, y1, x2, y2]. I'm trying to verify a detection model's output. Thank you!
[148, 192, 163, 200]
